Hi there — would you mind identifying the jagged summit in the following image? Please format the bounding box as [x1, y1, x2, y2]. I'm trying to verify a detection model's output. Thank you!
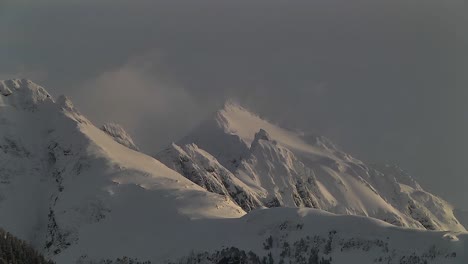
[1, 79, 141, 152]
[159, 100, 466, 232]
[253, 128, 271, 142]
[215, 100, 279, 146]
[250, 129, 277, 152]
[0, 79, 53, 110]
[0, 79, 82, 114]
[0, 79, 51, 97]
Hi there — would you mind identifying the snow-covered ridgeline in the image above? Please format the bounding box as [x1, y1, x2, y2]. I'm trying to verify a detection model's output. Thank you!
[157, 101, 465, 232]
[0, 79, 466, 264]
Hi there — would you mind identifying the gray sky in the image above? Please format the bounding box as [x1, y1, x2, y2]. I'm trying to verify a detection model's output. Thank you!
[1, 0, 467, 209]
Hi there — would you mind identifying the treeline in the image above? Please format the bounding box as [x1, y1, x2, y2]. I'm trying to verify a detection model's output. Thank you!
[0, 228, 54, 264]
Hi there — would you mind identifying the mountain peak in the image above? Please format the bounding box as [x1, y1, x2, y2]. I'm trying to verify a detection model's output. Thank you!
[214, 100, 271, 146]
[167, 97, 466, 232]
[219, 99, 262, 120]
[253, 128, 271, 142]
[0, 79, 53, 110]
[0, 79, 51, 98]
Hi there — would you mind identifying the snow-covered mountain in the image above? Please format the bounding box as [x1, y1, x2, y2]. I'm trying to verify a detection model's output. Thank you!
[156, 101, 465, 232]
[0, 80, 466, 264]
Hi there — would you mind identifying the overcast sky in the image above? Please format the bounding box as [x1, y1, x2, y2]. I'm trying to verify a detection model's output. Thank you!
[1, 0, 467, 209]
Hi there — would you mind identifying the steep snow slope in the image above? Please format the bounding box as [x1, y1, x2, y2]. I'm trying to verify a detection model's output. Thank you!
[158, 101, 465, 232]
[0, 79, 244, 259]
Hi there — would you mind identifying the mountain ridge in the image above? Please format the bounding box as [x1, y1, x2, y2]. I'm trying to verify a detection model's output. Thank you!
[0, 79, 466, 264]
[156, 100, 465, 232]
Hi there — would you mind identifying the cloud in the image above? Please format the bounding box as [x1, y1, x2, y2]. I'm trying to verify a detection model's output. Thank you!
[69, 52, 204, 152]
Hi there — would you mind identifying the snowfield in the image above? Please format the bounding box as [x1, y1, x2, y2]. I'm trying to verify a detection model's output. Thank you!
[0, 79, 466, 264]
